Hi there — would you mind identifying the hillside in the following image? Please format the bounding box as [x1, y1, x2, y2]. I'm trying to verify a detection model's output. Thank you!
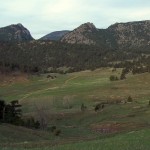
[108, 20, 150, 49]
[61, 22, 97, 45]
[40, 30, 70, 41]
[48, 129, 150, 150]
[61, 20, 150, 50]
[0, 69, 150, 149]
[0, 40, 149, 74]
[0, 23, 34, 42]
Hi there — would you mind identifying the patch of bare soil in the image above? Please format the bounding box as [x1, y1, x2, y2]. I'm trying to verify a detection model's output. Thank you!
[91, 122, 147, 134]
[0, 72, 29, 86]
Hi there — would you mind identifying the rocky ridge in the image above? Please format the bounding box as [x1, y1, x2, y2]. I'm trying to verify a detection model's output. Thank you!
[108, 20, 150, 49]
[61, 20, 150, 49]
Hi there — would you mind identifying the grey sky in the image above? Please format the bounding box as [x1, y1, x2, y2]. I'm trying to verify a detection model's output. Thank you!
[0, 0, 150, 39]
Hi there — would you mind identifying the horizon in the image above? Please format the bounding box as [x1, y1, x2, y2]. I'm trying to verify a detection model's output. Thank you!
[1, 0, 150, 39]
[1, 19, 150, 40]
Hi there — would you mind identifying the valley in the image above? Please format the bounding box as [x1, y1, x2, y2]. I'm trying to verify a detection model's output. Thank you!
[0, 68, 150, 150]
[0, 19, 149, 150]
[0, 0, 150, 149]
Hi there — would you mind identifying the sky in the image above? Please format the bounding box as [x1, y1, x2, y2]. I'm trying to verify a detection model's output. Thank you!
[0, 0, 150, 39]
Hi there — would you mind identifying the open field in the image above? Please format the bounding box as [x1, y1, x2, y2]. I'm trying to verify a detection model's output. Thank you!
[0, 68, 150, 149]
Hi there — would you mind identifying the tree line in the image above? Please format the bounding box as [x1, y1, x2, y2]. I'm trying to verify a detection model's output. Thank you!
[0, 41, 149, 74]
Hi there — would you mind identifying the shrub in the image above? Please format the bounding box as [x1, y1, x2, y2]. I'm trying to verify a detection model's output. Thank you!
[127, 96, 133, 102]
[120, 73, 126, 80]
[54, 129, 61, 136]
[112, 68, 116, 72]
[109, 75, 119, 81]
[50, 126, 56, 132]
[23, 117, 40, 129]
[95, 103, 104, 112]
[34, 121, 40, 129]
[81, 103, 87, 112]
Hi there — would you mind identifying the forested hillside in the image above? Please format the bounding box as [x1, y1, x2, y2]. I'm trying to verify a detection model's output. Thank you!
[0, 41, 149, 74]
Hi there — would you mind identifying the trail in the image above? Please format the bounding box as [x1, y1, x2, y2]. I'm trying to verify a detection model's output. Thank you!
[19, 75, 79, 102]
[63, 75, 79, 86]
[19, 87, 58, 102]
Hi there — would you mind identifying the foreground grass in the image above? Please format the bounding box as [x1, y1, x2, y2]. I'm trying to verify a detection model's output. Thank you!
[49, 129, 150, 150]
[1, 128, 150, 150]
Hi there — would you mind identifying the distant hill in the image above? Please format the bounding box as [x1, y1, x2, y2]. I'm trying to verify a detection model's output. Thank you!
[61, 22, 97, 45]
[0, 20, 149, 73]
[61, 20, 150, 49]
[40, 30, 70, 41]
[108, 20, 150, 49]
[0, 23, 34, 42]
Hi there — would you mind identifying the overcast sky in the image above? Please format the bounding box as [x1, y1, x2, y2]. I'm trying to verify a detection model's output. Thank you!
[0, 0, 150, 39]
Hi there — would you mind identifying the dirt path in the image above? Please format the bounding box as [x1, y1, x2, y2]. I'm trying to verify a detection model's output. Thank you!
[19, 75, 79, 102]
[63, 75, 79, 86]
[19, 87, 59, 102]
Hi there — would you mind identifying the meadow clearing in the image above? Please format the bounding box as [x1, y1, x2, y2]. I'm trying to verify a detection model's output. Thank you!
[0, 68, 150, 150]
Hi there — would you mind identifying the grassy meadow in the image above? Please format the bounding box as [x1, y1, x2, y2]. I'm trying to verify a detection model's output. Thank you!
[0, 68, 150, 149]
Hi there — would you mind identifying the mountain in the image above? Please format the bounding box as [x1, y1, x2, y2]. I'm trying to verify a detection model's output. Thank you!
[0, 23, 34, 42]
[40, 30, 70, 41]
[0, 20, 149, 74]
[108, 20, 150, 49]
[61, 20, 150, 50]
[61, 22, 98, 45]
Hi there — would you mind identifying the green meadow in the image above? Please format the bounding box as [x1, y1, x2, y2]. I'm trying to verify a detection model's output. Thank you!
[0, 68, 150, 149]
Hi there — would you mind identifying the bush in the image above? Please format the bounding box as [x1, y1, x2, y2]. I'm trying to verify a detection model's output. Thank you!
[95, 103, 104, 112]
[54, 129, 61, 136]
[109, 75, 119, 81]
[50, 126, 56, 132]
[34, 121, 40, 129]
[120, 73, 126, 80]
[127, 96, 133, 102]
[23, 117, 40, 129]
[81, 103, 87, 112]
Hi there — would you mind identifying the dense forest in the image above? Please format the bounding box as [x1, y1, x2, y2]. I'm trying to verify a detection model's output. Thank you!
[0, 41, 149, 74]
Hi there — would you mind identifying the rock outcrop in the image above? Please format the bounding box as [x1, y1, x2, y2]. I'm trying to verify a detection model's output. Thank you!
[61, 20, 150, 50]
[108, 20, 150, 49]
[61, 22, 98, 45]
[0, 23, 34, 42]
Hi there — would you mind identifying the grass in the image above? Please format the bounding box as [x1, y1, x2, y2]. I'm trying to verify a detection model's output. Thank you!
[1, 128, 150, 150]
[0, 68, 150, 149]
[48, 128, 150, 150]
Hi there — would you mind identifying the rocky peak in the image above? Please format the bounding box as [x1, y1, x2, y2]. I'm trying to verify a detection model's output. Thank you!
[16, 23, 25, 29]
[17, 23, 23, 27]
[61, 20, 150, 49]
[0, 23, 34, 42]
[74, 22, 97, 33]
[61, 22, 97, 45]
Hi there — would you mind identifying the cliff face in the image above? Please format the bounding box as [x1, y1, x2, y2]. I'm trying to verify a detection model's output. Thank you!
[0, 23, 34, 42]
[61, 20, 150, 50]
[61, 22, 98, 45]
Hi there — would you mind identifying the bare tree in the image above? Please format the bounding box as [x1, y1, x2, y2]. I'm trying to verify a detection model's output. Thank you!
[34, 102, 49, 130]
